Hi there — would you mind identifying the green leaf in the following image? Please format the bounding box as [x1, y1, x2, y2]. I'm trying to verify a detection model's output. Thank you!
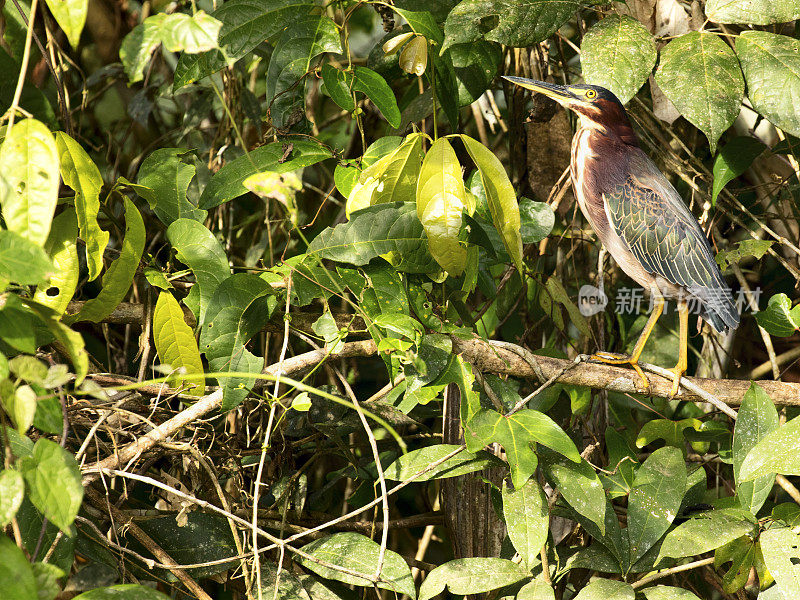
[0, 296, 37, 354]
[137, 148, 206, 226]
[253, 560, 312, 600]
[166, 218, 230, 324]
[32, 562, 63, 600]
[297, 532, 415, 598]
[432, 48, 461, 128]
[655, 31, 743, 152]
[199, 140, 331, 209]
[73, 585, 172, 600]
[43, 0, 87, 49]
[32, 210, 80, 315]
[173, 0, 313, 89]
[642, 586, 702, 600]
[347, 133, 424, 215]
[154, 292, 205, 396]
[519, 198, 554, 244]
[740, 413, 800, 481]
[539, 449, 608, 538]
[1, 384, 37, 434]
[0, 118, 59, 246]
[442, 0, 579, 51]
[716, 239, 773, 271]
[754, 293, 800, 337]
[308, 202, 437, 273]
[734, 383, 779, 514]
[67, 198, 145, 324]
[0, 469, 24, 527]
[449, 41, 502, 107]
[658, 508, 757, 560]
[581, 15, 656, 105]
[120, 12, 221, 82]
[460, 134, 523, 272]
[573, 579, 634, 600]
[321, 63, 357, 111]
[760, 527, 800, 599]
[384, 444, 502, 480]
[419, 557, 529, 600]
[20, 438, 83, 534]
[393, 8, 443, 46]
[544, 277, 591, 338]
[416, 137, 468, 276]
[0, 534, 37, 600]
[465, 408, 580, 488]
[20, 299, 88, 385]
[711, 136, 767, 205]
[266, 14, 342, 129]
[353, 66, 402, 127]
[0, 230, 55, 284]
[736, 32, 800, 138]
[54, 133, 108, 281]
[502, 479, 548, 567]
[517, 579, 555, 600]
[706, 0, 800, 25]
[199, 273, 275, 410]
[627, 446, 686, 564]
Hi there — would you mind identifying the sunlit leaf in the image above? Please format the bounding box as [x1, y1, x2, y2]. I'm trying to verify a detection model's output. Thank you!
[641, 586, 701, 600]
[573, 579, 634, 600]
[55, 132, 109, 280]
[760, 527, 800, 599]
[517, 579, 555, 600]
[754, 293, 800, 337]
[20, 299, 88, 384]
[33, 210, 79, 315]
[20, 438, 83, 534]
[706, 0, 800, 25]
[384, 444, 502, 480]
[399, 36, 427, 76]
[716, 239, 773, 271]
[734, 383, 778, 514]
[581, 15, 656, 105]
[43, 0, 87, 49]
[736, 31, 800, 138]
[0, 469, 24, 527]
[655, 32, 743, 152]
[740, 412, 800, 481]
[658, 508, 757, 560]
[67, 198, 145, 324]
[419, 557, 529, 600]
[0, 230, 54, 285]
[154, 292, 205, 396]
[460, 134, 523, 272]
[627, 446, 686, 564]
[0, 118, 59, 246]
[297, 532, 416, 598]
[502, 479, 548, 567]
[0, 384, 36, 434]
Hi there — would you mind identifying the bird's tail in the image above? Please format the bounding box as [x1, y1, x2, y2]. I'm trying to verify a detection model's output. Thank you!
[699, 287, 740, 333]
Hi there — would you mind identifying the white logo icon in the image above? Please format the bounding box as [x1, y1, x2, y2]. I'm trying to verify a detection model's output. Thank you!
[578, 284, 608, 317]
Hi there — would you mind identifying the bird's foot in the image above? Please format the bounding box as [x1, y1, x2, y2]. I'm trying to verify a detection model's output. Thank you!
[589, 353, 651, 393]
[668, 365, 687, 398]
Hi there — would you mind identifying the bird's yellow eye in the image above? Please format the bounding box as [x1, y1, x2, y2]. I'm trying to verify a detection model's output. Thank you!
[586, 89, 597, 99]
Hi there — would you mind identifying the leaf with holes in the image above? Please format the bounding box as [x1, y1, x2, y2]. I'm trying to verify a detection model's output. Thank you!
[32, 211, 79, 316]
[0, 118, 59, 247]
[655, 32, 743, 152]
[736, 31, 800, 138]
[581, 16, 656, 105]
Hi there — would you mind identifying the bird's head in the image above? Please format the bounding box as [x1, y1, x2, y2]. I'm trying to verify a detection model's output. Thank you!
[503, 77, 637, 144]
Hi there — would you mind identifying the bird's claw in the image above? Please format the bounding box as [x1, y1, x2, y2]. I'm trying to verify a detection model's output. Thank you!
[589, 353, 651, 394]
[668, 366, 686, 398]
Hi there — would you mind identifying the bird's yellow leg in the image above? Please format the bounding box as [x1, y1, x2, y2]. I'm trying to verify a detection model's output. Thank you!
[669, 299, 689, 397]
[591, 294, 665, 390]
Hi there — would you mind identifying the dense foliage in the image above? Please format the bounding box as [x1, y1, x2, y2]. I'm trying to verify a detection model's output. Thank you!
[1, 0, 800, 598]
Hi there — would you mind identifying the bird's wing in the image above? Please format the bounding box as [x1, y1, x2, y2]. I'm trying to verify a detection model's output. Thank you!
[602, 150, 739, 331]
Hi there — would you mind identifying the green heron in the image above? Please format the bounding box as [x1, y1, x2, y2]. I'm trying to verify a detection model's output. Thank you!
[504, 77, 739, 396]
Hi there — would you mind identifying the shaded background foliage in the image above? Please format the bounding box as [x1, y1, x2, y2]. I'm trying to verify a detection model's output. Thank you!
[1, 0, 800, 598]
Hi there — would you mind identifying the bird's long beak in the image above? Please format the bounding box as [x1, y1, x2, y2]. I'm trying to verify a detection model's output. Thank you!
[502, 76, 576, 104]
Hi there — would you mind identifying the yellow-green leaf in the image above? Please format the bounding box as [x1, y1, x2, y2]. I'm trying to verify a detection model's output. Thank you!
[55, 132, 109, 281]
[416, 138, 467, 276]
[399, 36, 427, 76]
[67, 198, 145, 324]
[153, 292, 205, 396]
[33, 210, 80, 315]
[0, 118, 59, 247]
[460, 134, 523, 272]
[43, 0, 88, 49]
